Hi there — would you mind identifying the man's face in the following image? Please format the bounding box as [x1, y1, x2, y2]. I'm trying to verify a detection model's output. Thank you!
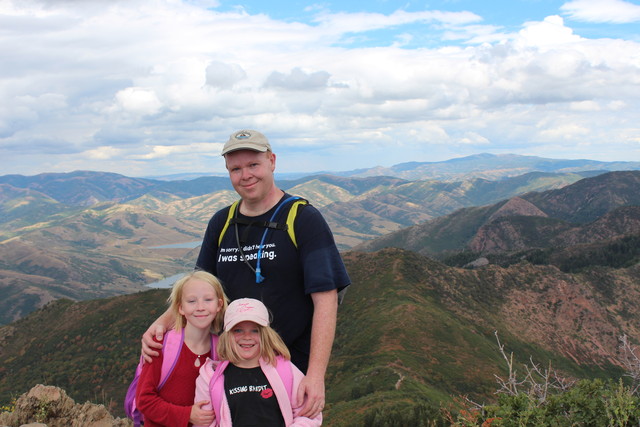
[224, 150, 276, 204]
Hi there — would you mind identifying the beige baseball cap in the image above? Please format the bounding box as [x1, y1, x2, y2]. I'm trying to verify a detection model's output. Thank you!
[221, 129, 272, 156]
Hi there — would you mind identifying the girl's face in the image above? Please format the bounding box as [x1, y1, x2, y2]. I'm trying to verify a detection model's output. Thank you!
[178, 278, 223, 331]
[231, 321, 261, 368]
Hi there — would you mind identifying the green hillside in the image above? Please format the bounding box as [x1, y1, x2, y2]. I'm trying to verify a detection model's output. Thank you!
[2, 249, 638, 426]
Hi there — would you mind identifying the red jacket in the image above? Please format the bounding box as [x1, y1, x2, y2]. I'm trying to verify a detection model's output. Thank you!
[136, 336, 204, 427]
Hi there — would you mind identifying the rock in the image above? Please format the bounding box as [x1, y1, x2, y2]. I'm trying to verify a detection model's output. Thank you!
[0, 385, 131, 427]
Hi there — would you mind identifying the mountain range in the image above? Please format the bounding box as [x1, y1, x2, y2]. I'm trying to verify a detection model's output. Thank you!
[357, 171, 640, 267]
[151, 152, 640, 181]
[4, 152, 640, 205]
[0, 155, 638, 326]
[0, 154, 639, 424]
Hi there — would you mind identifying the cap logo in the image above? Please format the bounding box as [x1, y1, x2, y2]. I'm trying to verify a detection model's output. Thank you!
[236, 302, 254, 312]
[235, 131, 252, 140]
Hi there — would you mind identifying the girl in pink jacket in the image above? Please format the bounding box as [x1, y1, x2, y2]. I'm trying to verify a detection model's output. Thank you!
[194, 298, 322, 427]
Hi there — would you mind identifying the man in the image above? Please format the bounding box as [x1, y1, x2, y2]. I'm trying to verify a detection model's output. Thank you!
[142, 129, 350, 418]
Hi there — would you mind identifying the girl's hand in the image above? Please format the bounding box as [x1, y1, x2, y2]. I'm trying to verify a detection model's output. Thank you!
[190, 401, 215, 426]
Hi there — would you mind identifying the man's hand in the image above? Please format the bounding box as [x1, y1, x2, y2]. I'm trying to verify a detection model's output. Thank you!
[141, 308, 175, 362]
[141, 323, 165, 363]
[190, 400, 215, 426]
[296, 373, 325, 419]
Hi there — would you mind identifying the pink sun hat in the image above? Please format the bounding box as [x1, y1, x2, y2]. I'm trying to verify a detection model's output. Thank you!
[224, 298, 270, 331]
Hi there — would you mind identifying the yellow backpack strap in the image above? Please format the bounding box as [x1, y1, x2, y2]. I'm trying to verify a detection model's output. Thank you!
[218, 201, 240, 246]
[286, 199, 308, 248]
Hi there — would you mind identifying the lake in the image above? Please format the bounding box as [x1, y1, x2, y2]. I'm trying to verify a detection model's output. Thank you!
[145, 241, 202, 287]
[146, 273, 187, 288]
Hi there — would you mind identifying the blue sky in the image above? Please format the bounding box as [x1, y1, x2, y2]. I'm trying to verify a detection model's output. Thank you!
[1, 0, 639, 177]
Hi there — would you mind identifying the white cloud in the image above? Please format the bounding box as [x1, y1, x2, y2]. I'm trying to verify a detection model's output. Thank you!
[264, 68, 331, 90]
[570, 100, 601, 111]
[517, 15, 581, 47]
[131, 142, 220, 159]
[312, 9, 482, 33]
[1, 0, 640, 176]
[114, 88, 163, 116]
[84, 146, 123, 160]
[205, 61, 247, 88]
[539, 122, 591, 139]
[561, 0, 640, 23]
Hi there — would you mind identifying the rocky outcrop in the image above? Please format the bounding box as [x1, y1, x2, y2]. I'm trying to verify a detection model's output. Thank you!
[0, 385, 130, 427]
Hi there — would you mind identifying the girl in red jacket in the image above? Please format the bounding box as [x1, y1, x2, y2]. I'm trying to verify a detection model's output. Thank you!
[136, 271, 228, 427]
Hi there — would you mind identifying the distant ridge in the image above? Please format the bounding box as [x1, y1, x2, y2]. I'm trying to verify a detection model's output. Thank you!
[5, 153, 639, 184]
[300, 153, 640, 180]
[2, 153, 639, 209]
[344, 153, 640, 180]
[144, 172, 227, 181]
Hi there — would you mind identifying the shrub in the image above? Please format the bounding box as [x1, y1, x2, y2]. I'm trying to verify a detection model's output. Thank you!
[447, 333, 640, 426]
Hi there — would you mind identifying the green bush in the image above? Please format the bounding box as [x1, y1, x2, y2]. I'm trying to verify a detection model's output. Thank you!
[488, 378, 639, 426]
[447, 378, 640, 426]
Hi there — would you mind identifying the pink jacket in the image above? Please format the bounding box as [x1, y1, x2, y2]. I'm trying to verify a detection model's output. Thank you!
[193, 356, 322, 427]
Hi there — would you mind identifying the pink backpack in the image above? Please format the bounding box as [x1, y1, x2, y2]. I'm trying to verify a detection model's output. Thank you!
[124, 329, 218, 427]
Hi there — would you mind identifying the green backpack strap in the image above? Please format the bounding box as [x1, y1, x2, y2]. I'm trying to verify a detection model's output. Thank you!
[218, 200, 240, 246]
[218, 198, 308, 248]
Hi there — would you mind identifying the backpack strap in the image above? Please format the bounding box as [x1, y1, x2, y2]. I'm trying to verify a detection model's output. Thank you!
[209, 360, 230, 423]
[123, 357, 143, 422]
[159, 330, 219, 387]
[286, 199, 307, 248]
[217, 197, 308, 248]
[124, 328, 185, 426]
[218, 201, 240, 246]
[230, 217, 288, 231]
[210, 333, 219, 361]
[158, 329, 184, 389]
[275, 356, 294, 399]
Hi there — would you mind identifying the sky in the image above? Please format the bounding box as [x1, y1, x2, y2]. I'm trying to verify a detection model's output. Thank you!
[1, 0, 639, 178]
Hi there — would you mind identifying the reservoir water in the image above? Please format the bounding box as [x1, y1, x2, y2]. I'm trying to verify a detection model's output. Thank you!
[145, 241, 202, 288]
[146, 273, 186, 288]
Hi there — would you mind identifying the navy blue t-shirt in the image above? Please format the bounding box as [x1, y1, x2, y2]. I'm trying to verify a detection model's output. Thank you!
[196, 194, 350, 372]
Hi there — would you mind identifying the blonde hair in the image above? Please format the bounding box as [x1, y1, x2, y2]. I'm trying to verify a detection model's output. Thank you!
[217, 323, 290, 366]
[168, 271, 228, 333]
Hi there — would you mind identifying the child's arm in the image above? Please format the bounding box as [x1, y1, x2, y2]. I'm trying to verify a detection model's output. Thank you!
[135, 350, 192, 426]
[192, 361, 216, 427]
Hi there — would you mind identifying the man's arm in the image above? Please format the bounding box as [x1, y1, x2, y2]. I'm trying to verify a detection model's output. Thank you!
[141, 307, 176, 363]
[296, 289, 338, 418]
